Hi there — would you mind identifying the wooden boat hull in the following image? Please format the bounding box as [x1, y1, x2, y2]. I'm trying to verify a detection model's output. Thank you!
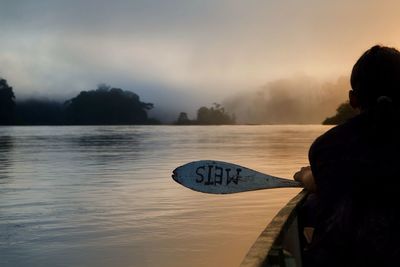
[240, 190, 308, 267]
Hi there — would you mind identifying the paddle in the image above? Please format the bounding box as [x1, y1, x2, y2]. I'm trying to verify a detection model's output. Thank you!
[172, 160, 302, 194]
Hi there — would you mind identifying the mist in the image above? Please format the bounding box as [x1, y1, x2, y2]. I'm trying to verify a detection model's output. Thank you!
[2, 1, 400, 124]
[12, 82, 215, 124]
[2, 0, 400, 115]
[224, 75, 349, 124]
[10, 75, 351, 124]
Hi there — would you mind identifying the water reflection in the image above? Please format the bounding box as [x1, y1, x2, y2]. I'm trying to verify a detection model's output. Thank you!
[0, 135, 14, 181]
[73, 131, 144, 169]
[0, 125, 329, 267]
[77, 134, 141, 148]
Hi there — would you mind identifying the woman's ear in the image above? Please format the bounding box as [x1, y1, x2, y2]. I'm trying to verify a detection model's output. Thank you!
[349, 90, 360, 109]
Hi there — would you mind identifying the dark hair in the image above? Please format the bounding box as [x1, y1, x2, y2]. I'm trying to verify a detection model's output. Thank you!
[351, 45, 400, 134]
[351, 45, 400, 110]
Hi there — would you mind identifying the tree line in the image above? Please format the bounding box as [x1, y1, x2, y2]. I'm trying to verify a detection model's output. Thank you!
[0, 78, 157, 125]
[322, 102, 358, 125]
[175, 103, 236, 125]
[0, 78, 236, 126]
[1, 76, 356, 126]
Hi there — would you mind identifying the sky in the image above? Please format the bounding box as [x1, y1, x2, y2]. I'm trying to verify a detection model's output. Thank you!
[1, 0, 400, 122]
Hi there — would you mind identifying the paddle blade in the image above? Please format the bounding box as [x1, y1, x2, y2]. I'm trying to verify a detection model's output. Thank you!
[172, 160, 302, 194]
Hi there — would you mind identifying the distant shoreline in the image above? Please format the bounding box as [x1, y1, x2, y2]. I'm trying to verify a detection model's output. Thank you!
[0, 123, 330, 126]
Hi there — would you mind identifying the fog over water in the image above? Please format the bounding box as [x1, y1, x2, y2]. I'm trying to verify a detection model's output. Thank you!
[2, 1, 400, 123]
[224, 76, 350, 124]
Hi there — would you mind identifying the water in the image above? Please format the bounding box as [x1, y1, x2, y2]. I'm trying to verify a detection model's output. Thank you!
[0, 125, 330, 267]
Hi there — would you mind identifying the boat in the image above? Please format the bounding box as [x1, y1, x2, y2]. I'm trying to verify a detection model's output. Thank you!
[240, 190, 308, 267]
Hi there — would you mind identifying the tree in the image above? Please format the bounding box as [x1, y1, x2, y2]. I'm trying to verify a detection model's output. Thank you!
[323, 102, 358, 125]
[15, 99, 65, 125]
[64, 85, 154, 125]
[175, 112, 193, 125]
[196, 103, 235, 125]
[0, 78, 16, 125]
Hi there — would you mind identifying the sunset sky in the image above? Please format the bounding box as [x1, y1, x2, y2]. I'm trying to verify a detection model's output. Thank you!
[1, 0, 400, 121]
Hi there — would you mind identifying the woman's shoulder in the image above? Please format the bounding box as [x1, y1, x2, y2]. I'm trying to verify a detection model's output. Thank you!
[309, 113, 368, 161]
[315, 114, 366, 146]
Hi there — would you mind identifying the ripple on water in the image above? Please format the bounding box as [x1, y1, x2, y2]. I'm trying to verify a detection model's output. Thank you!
[0, 125, 328, 267]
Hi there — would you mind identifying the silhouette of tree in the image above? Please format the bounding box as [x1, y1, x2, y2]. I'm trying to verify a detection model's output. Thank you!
[175, 104, 235, 125]
[197, 107, 210, 124]
[0, 78, 16, 125]
[15, 99, 65, 125]
[175, 112, 193, 125]
[323, 102, 358, 125]
[196, 103, 235, 125]
[64, 85, 153, 125]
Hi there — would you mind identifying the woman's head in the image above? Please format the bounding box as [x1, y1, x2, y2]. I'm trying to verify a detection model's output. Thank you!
[350, 45, 400, 111]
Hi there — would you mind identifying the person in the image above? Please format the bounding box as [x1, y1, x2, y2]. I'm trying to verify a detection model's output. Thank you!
[294, 45, 400, 267]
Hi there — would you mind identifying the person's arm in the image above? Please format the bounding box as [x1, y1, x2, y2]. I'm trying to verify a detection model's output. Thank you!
[294, 166, 317, 192]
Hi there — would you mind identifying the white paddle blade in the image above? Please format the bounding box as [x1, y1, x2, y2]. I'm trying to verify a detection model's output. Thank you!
[172, 160, 302, 194]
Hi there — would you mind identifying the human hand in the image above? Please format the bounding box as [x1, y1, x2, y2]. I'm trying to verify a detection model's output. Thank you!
[294, 166, 316, 192]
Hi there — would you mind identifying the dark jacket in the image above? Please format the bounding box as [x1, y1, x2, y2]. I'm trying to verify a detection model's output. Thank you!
[306, 112, 400, 266]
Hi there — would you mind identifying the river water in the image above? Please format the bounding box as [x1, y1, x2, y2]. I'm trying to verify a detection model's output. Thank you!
[0, 125, 330, 267]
